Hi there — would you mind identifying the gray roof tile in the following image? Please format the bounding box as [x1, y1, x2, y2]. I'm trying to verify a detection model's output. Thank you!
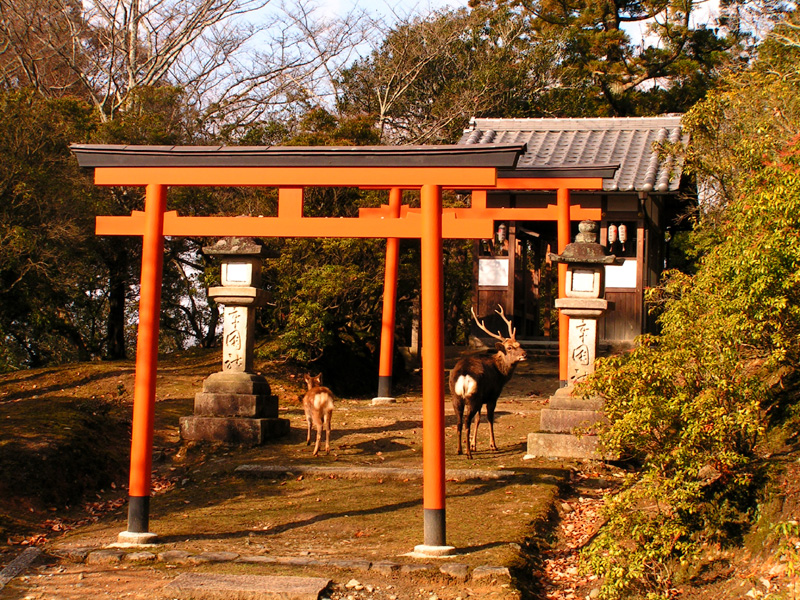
[458, 116, 688, 192]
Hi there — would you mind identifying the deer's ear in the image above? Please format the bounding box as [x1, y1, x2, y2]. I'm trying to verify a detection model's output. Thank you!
[495, 342, 507, 354]
[304, 374, 311, 383]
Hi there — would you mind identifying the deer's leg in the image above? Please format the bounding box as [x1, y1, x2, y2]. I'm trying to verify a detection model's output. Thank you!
[454, 402, 465, 455]
[305, 411, 312, 446]
[486, 402, 498, 451]
[470, 411, 481, 452]
[323, 410, 332, 455]
[465, 406, 481, 459]
[312, 423, 322, 457]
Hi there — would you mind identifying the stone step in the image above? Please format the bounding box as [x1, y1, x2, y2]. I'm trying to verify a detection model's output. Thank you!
[526, 432, 608, 460]
[539, 408, 606, 433]
[202, 372, 272, 395]
[179, 416, 289, 445]
[165, 573, 330, 600]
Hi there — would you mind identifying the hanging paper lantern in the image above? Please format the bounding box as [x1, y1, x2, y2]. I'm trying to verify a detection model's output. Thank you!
[608, 224, 618, 244]
[618, 223, 627, 243]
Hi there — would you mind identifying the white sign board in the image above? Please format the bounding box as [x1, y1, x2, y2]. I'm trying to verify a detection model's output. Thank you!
[478, 258, 509, 287]
[605, 260, 638, 289]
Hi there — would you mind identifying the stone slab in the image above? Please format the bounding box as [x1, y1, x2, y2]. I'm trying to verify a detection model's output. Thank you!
[0, 548, 41, 590]
[116, 530, 159, 545]
[370, 561, 401, 575]
[326, 559, 372, 572]
[440, 563, 471, 581]
[165, 573, 330, 600]
[471, 566, 511, 582]
[539, 408, 605, 433]
[526, 432, 608, 460]
[202, 372, 272, 395]
[179, 416, 289, 445]
[189, 551, 240, 564]
[86, 549, 124, 565]
[159, 550, 194, 564]
[194, 392, 278, 418]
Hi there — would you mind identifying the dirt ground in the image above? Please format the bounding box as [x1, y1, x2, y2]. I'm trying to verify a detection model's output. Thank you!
[2, 353, 597, 600]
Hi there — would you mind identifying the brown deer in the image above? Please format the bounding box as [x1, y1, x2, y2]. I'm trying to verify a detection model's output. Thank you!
[449, 306, 527, 458]
[302, 373, 335, 456]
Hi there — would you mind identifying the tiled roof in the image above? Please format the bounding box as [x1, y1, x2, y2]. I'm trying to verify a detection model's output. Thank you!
[458, 116, 688, 193]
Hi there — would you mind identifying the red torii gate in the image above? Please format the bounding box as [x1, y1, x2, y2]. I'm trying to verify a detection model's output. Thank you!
[71, 143, 615, 552]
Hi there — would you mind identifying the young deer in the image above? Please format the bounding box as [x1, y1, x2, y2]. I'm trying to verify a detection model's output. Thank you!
[449, 306, 527, 459]
[302, 373, 335, 456]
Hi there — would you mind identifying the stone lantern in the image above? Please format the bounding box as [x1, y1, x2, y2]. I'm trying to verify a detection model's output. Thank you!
[551, 220, 621, 384]
[525, 220, 621, 460]
[179, 237, 289, 445]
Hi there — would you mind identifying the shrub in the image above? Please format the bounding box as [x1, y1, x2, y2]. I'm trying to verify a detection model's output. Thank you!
[580, 142, 800, 598]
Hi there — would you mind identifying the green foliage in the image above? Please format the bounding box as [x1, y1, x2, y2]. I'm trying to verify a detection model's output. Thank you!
[0, 89, 103, 369]
[580, 137, 800, 600]
[473, 0, 756, 116]
[577, 22, 800, 597]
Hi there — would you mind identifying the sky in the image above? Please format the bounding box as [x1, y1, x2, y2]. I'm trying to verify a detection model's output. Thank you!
[343, 0, 470, 21]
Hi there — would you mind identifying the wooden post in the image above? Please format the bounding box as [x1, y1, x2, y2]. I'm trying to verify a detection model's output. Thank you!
[376, 188, 402, 400]
[418, 183, 451, 554]
[121, 183, 166, 544]
[557, 187, 570, 387]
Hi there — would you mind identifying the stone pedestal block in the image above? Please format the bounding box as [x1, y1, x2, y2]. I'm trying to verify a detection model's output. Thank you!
[525, 386, 615, 460]
[539, 407, 606, 433]
[202, 372, 272, 395]
[194, 393, 278, 418]
[180, 371, 288, 445]
[526, 432, 606, 460]
[179, 416, 290, 445]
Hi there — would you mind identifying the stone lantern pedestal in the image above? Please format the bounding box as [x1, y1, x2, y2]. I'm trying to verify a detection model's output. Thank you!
[179, 238, 289, 445]
[526, 221, 621, 460]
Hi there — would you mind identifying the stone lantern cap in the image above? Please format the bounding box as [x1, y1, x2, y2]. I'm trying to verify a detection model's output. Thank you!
[202, 236, 270, 258]
[548, 221, 623, 265]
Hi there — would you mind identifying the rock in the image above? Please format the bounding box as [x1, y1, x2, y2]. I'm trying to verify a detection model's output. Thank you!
[439, 563, 470, 582]
[471, 566, 511, 582]
[86, 550, 124, 565]
[158, 550, 193, 564]
[125, 551, 157, 563]
[345, 579, 362, 590]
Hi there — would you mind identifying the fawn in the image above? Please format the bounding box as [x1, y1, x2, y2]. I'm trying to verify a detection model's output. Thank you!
[302, 373, 334, 456]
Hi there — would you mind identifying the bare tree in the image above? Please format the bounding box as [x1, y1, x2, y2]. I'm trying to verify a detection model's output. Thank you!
[338, 7, 563, 144]
[0, 0, 371, 126]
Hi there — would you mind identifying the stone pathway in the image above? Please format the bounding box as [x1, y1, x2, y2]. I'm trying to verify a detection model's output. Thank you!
[57, 545, 512, 585]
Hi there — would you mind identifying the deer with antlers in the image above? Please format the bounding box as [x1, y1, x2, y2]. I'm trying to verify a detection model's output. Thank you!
[449, 305, 527, 458]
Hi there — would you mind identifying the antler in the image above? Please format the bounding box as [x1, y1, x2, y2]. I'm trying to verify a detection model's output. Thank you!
[471, 305, 516, 341]
[496, 305, 516, 339]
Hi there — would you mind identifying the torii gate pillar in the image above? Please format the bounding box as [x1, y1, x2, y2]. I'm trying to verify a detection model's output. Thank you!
[118, 184, 166, 545]
[417, 184, 452, 554]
